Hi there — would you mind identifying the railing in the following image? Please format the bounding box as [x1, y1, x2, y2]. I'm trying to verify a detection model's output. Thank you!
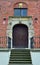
[0, 36, 7, 48]
[0, 36, 11, 48]
[0, 36, 40, 48]
[31, 37, 40, 48]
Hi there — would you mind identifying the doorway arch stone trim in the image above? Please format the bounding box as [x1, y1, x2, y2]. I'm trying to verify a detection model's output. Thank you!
[7, 17, 34, 49]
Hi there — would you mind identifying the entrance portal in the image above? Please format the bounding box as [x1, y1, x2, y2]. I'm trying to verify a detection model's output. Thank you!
[12, 24, 28, 48]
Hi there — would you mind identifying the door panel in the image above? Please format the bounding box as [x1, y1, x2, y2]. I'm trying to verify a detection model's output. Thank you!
[12, 24, 28, 48]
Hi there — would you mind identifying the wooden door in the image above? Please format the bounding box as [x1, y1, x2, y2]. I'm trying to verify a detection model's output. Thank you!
[12, 24, 28, 48]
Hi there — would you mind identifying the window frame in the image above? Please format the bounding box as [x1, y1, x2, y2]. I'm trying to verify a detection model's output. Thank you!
[14, 8, 28, 17]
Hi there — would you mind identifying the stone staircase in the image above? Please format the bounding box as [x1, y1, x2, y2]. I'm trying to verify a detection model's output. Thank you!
[8, 49, 32, 65]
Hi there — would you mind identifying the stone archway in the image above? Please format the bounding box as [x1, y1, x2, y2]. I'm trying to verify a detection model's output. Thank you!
[7, 17, 34, 48]
[12, 24, 28, 48]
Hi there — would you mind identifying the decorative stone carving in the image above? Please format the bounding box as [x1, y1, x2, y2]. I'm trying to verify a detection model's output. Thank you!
[7, 17, 34, 48]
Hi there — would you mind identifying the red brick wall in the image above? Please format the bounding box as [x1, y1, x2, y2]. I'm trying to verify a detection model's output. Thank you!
[0, 0, 40, 48]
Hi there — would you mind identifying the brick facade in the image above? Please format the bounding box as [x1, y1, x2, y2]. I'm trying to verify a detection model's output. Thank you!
[0, 0, 40, 48]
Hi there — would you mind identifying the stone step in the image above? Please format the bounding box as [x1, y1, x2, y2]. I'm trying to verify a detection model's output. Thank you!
[9, 64, 32, 65]
[11, 49, 30, 53]
[11, 53, 30, 55]
[9, 49, 32, 65]
[9, 61, 32, 64]
[10, 55, 30, 58]
[10, 59, 31, 61]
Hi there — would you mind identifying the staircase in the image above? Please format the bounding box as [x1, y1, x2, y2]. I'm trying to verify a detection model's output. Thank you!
[9, 49, 32, 65]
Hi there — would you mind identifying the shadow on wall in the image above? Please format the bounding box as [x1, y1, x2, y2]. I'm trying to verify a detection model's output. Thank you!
[31, 37, 34, 48]
[8, 37, 11, 48]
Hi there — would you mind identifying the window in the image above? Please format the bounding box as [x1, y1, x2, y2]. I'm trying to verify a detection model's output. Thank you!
[14, 8, 27, 16]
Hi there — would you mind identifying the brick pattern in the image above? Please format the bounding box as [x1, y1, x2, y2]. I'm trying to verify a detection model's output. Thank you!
[0, 0, 40, 48]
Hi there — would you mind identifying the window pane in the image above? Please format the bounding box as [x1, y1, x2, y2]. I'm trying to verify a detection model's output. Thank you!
[14, 9, 20, 16]
[21, 9, 27, 16]
[14, 8, 27, 16]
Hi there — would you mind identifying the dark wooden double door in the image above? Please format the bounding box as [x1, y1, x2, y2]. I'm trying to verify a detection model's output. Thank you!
[12, 24, 28, 48]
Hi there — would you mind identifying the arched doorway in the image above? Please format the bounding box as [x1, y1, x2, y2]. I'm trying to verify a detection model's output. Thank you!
[12, 24, 28, 48]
